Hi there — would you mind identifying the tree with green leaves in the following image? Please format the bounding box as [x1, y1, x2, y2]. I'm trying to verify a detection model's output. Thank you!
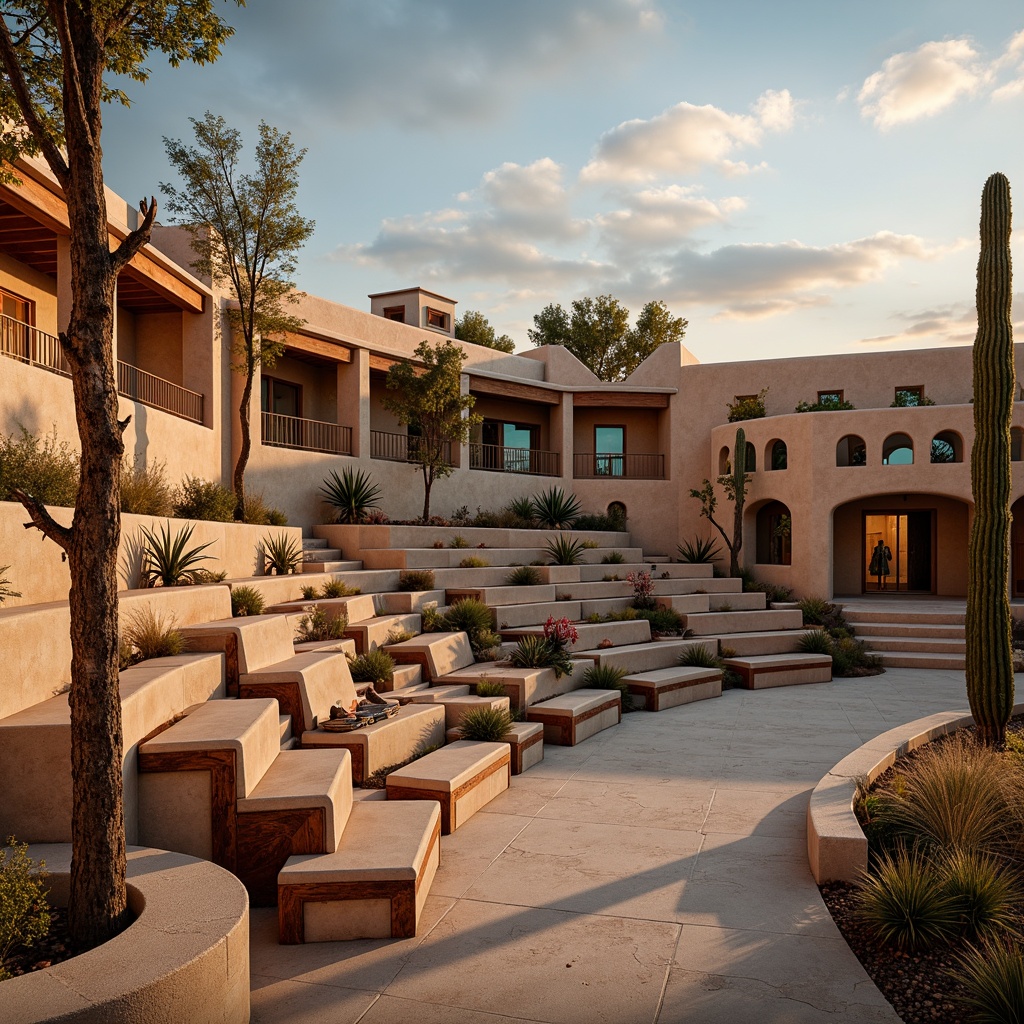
[0, 1, 240, 952]
[528, 295, 686, 381]
[162, 112, 314, 521]
[382, 340, 481, 520]
[454, 309, 515, 353]
[689, 428, 749, 577]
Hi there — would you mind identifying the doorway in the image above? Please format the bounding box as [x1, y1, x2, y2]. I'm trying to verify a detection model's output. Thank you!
[863, 511, 934, 593]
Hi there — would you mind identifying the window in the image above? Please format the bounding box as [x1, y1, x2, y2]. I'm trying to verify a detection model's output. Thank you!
[894, 385, 925, 407]
[425, 307, 450, 331]
[0, 287, 34, 360]
[1013, 427, 1024, 463]
[595, 425, 625, 476]
[756, 501, 792, 565]
[0, 287, 33, 325]
[383, 305, 405, 323]
[817, 390, 844, 406]
[718, 446, 730, 475]
[260, 375, 301, 418]
[836, 434, 867, 467]
[770, 440, 787, 470]
[744, 441, 756, 472]
[930, 431, 962, 463]
[882, 432, 914, 465]
[480, 419, 538, 471]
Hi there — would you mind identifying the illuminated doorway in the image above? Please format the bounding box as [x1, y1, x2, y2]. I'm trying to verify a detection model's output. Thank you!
[863, 511, 934, 593]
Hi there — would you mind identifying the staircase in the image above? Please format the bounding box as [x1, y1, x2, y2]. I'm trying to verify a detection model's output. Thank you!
[841, 602, 966, 670]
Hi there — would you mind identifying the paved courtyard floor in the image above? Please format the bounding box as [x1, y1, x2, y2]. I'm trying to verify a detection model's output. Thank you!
[249, 666, 970, 1024]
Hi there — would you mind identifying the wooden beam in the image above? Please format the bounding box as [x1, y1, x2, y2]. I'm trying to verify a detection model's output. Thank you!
[0, 175, 69, 233]
[279, 331, 352, 364]
[573, 391, 670, 408]
[469, 375, 560, 406]
[121, 253, 205, 315]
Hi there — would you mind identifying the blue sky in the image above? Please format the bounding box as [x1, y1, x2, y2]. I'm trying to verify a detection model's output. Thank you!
[101, 1, 1024, 365]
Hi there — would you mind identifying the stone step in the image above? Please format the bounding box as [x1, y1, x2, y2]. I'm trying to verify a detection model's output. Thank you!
[344, 613, 422, 654]
[877, 651, 967, 670]
[180, 615, 296, 690]
[386, 739, 511, 834]
[301, 560, 364, 574]
[847, 621, 965, 639]
[302, 538, 329, 550]
[435, 694, 511, 731]
[714, 630, 814, 657]
[683, 609, 804, 636]
[430, 565, 580, 589]
[859, 635, 966, 654]
[837, 607, 965, 625]
[436, 659, 591, 710]
[292, 638, 358, 659]
[387, 632, 477, 680]
[381, 590, 445, 614]
[501, 619, 651, 651]
[446, 721, 545, 775]
[578, 597, 639, 619]
[578, 562, 713, 581]
[278, 714, 293, 747]
[447, 584, 556, 607]
[547, 578, 742, 601]
[301, 703, 447, 784]
[723, 654, 833, 689]
[301, 547, 343, 562]
[380, 662, 423, 693]
[623, 667, 723, 712]
[267, 594, 378, 624]
[361, 547, 647, 570]
[708, 592, 767, 611]
[493, 600, 582, 629]
[575, 638, 716, 673]
[526, 689, 621, 746]
[406, 684, 473, 704]
[278, 799, 441, 942]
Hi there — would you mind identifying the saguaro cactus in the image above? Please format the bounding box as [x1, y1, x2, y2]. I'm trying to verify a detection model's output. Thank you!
[729, 428, 748, 577]
[966, 172, 1015, 746]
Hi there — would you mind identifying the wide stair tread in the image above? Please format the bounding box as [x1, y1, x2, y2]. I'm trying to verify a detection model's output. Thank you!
[877, 651, 966, 669]
[848, 621, 964, 639]
[858, 635, 966, 653]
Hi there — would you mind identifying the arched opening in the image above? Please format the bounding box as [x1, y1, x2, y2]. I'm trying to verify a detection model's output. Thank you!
[836, 434, 866, 467]
[1012, 427, 1023, 462]
[768, 439, 787, 470]
[756, 501, 792, 565]
[882, 433, 914, 465]
[745, 441, 756, 472]
[718, 446, 730, 474]
[930, 431, 963, 463]
[607, 501, 627, 524]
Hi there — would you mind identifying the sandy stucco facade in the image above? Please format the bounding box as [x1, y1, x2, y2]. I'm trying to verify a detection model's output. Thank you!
[2, 158, 1020, 601]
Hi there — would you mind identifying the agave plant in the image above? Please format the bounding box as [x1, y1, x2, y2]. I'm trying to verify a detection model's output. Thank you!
[506, 565, 543, 586]
[797, 629, 833, 656]
[678, 644, 721, 669]
[230, 585, 265, 617]
[545, 534, 586, 566]
[508, 634, 556, 670]
[320, 467, 383, 524]
[531, 487, 581, 529]
[262, 533, 302, 575]
[677, 536, 722, 564]
[139, 521, 216, 587]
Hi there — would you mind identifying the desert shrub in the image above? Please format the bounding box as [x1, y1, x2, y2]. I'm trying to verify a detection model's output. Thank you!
[296, 606, 347, 642]
[0, 839, 51, 982]
[508, 634, 556, 671]
[677, 536, 722, 564]
[679, 644, 720, 669]
[231, 585, 265, 617]
[531, 487, 581, 529]
[385, 627, 414, 645]
[172, 475, 234, 522]
[300, 584, 318, 600]
[634, 607, 686, 635]
[627, 570, 655, 610]
[119, 607, 188, 667]
[347, 648, 395, 685]
[421, 605, 445, 632]
[951, 940, 1024, 1022]
[459, 705, 513, 742]
[505, 496, 536, 524]
[581, 663, 632, 708]
[120, 457, 173, 516]
[449, 534, 470, 549]
[474, 680, 509, 698]
[739, 569, 793, 603]
[856, 847, 959, 952]
[830, 635, 881, 676]
[574, 511, 625, 532]
[795, 396, 855, 412]
[444, 598, 498, 655]
[0, 565, 21, 605]
[941, 849, 1020, 942]
[506, 565, 543, 586]
[601, 551, 626, 564]
[139, 521, 215, 587]
[243, 490, 287, 526]
[320, 467, 382, 524]
[798, 596, 832, 626]
[458, 556, 490, 568]
[797, 629, 833, 655]
[606, 606, 639, 620]
[0, 427, 79, 507]
[398, 570, 435, 591]
[320, 578, 360, 598]
[727, 388, 768, 422]
[261, 533, 302, 575]
[545, 534, 585, 566]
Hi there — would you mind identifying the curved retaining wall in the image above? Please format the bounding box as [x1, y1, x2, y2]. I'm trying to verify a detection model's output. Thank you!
[4, 845, 249, 1024]
[807, 701, 1024, 883]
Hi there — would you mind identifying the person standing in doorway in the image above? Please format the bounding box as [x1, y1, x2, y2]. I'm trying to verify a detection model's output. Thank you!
[869, 539, 892, 590]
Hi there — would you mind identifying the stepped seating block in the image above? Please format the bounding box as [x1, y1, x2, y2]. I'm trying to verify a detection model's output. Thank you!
[359, 548, 452, 569]
[446, 585, 556, 607]
[648, 594, 710, 614]
[655, 578, 742, 595]
[0, 653, 225, 844]
[437, 660, 590, 710]
[446, 721, 544, 775]
[440, 695, 511, 730]
[240, 650, 357, 735]
[406, 684, 473, 703]
[379, 662, 424, 694]
[493, 600, 582, 629]
[293, 637, 357, 658]
[713, 630, 811, 656]
[527, 689, 621, 746]
[180, 615, 294, 693]
[578, 562, 713, 582]
[278, 800, 441, 942]
[301, 704, 446, 784]
[267, 594, 378, 624]
[577, 638, 715, 673]
[390, 682, 433, 703]
[236, 748, 353, 905]
[301, 547, 343, 562]
[708, 592, 766, 611]
[502, 619, 651, 651]
[137, 697, 281, 866]
[683, 609, 804, 636]
[382, 590, 445, 614]
[724, 654, 832, 689]
[301, 560, 364, 574]
[345, 613, 421, 654]
[388, 631, 476, 680]
[386, 740, 510, 834]
[624, 667, 723, 712]
[576, 597, 632, 619]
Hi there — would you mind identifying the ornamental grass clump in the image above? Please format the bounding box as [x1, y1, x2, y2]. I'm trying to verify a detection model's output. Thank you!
[139, 521, 215, 587]
[474, 679, 510, 698]
[119, 457, 173, 516]
[347, 648, 395, 686]
[296, 606, 347, 642]
[506, 565, 543, 586]
[443, 598, 501, 657]
[119, 607, 188, 668]
[458, 705, 513, 742]
[545, 534, 586, 566]
[531, 487, 581, 529]
[398, 570, 435, 591]
[319, 578, 360, 598]
[581, 663, 633, 709]
[230, 585, 265, 617]
[676, 536, 722, 564]
[951, 940, 1024, 1022]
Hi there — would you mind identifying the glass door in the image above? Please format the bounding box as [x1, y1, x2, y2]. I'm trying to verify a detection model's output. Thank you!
[863, 512, 933, 593]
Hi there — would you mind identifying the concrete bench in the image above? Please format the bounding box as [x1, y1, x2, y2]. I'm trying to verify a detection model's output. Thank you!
[301, 703, 447, 784]
[437, 694, 511, 730]
[502, 619, 650, 651]
[344, 612, 421, 653]
[624, 666, 723, 711]
[527, 689, 621, 746]
[267, 594, 377, 623]
[180, 615, 294, 694]
[714, 630, 811, 656]
[388, 631, 476, 680]
[683, 609, 804, 636]
[385, 739, 510, 834]
[278, 800, 441, 942]
[381, 589, 445, 614]
[448, 721, 544, 775]
[575, 639, 713, 673]
[724, 653, 832, 689]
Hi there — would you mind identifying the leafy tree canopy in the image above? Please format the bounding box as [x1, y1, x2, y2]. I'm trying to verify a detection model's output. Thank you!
[527, 294, 686, 381]
[454, 309, 515, 353]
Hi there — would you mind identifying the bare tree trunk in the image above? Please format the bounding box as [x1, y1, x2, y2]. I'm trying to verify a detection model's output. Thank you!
[422, 464, 432, 521]
[233, 361, 253, 521]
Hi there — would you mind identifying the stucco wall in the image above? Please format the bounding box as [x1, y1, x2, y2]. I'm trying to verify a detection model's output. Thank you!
[0, 252, 58, 334]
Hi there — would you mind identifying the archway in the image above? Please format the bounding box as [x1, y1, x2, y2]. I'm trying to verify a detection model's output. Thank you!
[755, 500, 792, 565]
[882, 433, 914, 465]
[836, 434, 866, 467]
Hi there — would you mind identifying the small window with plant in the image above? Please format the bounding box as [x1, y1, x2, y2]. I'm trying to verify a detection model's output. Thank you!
[726, 388, 768, 422]
[891, 386, 935, 407]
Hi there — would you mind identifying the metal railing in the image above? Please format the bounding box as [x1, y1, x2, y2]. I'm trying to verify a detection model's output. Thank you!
[470, 443, 560, 477]
[370, 429, 451, 464]
[0, 313, 70, 377]
[117, 361, 204, 424]
[263, 411, 352, 455]
[573, 452, 665, 480]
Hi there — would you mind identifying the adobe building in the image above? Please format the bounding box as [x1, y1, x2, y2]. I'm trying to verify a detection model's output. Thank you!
[2, 155, 1021, 602]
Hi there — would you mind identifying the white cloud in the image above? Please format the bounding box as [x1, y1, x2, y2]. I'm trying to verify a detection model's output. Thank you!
[477, 159, 586, 242]
[579, 89, 795, 184]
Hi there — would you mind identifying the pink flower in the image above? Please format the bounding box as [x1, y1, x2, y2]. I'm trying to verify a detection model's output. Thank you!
[543, 616, 579, 646]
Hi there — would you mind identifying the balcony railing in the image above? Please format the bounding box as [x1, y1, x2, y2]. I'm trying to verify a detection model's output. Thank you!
[574, 452, 665, 480]
[2, 313, 205, 424]
[117, 361, 204, 424]
[371, 429, 452, 464]
[263, 411, 352, 455]
[470, 443, 560, 477]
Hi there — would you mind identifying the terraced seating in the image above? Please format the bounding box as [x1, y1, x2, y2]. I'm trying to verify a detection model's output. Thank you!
[682, 608, 803, 636]
[385, 739, 511, 833]
[724, 653, 832, 689]
[527, 689, 622, 746]
[180, 614, 295, 695]
[381, 589, 445, 613]
[388, 631, 476, 680]
[624, 666, 723, 711]
[437, 660, 590, 710]
[714, 630, 812, 656]
[343, 612, 422, 653]
[501, 619, 652, 651]
[447, 721, 544, 775]
[436, 694, 511, 730]
[576, 638, 714, 673]
[266, 594, 378, 623]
